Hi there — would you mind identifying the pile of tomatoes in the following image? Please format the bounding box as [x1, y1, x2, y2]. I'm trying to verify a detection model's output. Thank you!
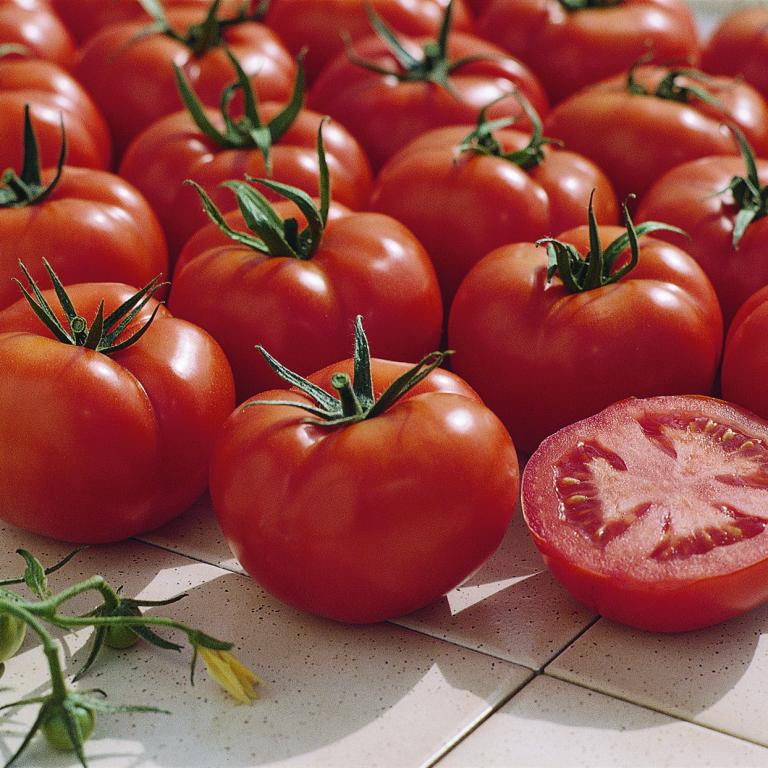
[3, 0, 768, 634]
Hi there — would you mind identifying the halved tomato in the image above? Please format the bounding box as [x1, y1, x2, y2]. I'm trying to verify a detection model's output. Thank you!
[522, 395, 768, 632]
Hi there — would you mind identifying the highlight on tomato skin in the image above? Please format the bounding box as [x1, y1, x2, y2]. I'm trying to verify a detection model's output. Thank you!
[521, 395, 768, 633]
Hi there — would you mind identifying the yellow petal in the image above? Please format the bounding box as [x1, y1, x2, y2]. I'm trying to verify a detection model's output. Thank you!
[198, 647, 260, 704]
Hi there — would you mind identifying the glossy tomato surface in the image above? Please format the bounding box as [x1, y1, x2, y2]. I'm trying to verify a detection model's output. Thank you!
[448, 225, 723, 454]
[477, 0, 699, 103]
[210, 356, 519, 623]
[310, 31, 548, 171]
[523, 395, 768, 631]
[0, 0, 75, 67]
[0, 283, 235, 543]
[169, 201, 443, 402]
[0, 167, 168, 310]
[0, 58, 112, 171]
[370, 123, 618, 306]
[267, 0, 474, 81]
[637, 154, 768, 326]
[120, 104, 372, 260]
[545, 66, 768, 201]
[74, 8, 296, 158]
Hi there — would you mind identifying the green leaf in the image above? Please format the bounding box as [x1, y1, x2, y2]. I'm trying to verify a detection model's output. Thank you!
[16, 550, 50, 600]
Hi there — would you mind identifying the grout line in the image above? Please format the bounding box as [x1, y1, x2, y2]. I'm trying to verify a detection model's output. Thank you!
[131, 537, 246, 576]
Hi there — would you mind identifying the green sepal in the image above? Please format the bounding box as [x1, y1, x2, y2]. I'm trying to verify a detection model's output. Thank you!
[540, 192, 687, 293]
[0, 105, 66, 209]
[626, 61, 725, 109]
[244, 315, 452, 428]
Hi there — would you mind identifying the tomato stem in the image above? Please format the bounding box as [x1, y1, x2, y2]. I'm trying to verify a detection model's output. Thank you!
[626, 62, 724, 108]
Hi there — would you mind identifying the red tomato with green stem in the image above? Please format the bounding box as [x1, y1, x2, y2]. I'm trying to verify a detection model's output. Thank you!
[545, 64, 768, 203]
[0, 0, 75, 67]
[309, 0, 548, 171]
[702, 6, 768, 102]
[0, 264, 235, 543]
[448, 198, 724, 454]
[476, 0, 699, 104]
[0, 108, 167, 311]
[169, 130, 442, 402]
[74, 0, 296, 158]
[637, 126, 768, 327]
[266, 0, 474, 82]
[522, 394, 768, 632]
[210, 316, 519, 623]
[0, 55, 111, 170]
[370, 95, 618, 307]
[722, 285, 768, 422]
[120, 53, 372, 262]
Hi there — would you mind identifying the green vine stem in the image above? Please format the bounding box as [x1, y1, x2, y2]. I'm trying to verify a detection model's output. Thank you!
[538, 192, 686, 293]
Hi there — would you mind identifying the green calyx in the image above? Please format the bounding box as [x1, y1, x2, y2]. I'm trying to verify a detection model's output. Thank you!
[245, 315, 451, 428]
[456, 91, 560, 170]
[720, 124, 768, 249]
[175, 47, 305, 172]
[0, 105, 66, 209]
[345, 0, 490, 94]
[626, 61, 723, 107]
[187, 119, 330, 260]
[557, 0, 622, 9]
[14, 259, 164, 355]
[136, 0, 269, 57]
[539, 192, 686, 293]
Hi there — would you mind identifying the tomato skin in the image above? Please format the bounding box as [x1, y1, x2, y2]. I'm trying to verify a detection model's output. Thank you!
[42, 705, 95, 751]
[637, 155, 768, 327]
[702, 7, 768, 101]
[721, 285, 768, 422]
[266, 0, 474, 82]
[477, 0, 698, 104]
[309, 32, 548, 171]
[448, 226, 723, 454]
[0, 0, 75, 68]
[0, 167, 168, 311]
[210, 357, 519, 623]
[522, 395, 768, 632]
[0, 283, 235, 543]
[369, 124, 618, 306]
[544, 66, 768, 202]
[0, 612, 26, 662]
[169, 202, 443, 402]
[0, 58, 112, 171]
[74, 9, 296, 158]
[120, 105, 372, 261]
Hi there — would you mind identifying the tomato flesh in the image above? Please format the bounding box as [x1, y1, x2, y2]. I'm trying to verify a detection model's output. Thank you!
[522, 396, 768, 632]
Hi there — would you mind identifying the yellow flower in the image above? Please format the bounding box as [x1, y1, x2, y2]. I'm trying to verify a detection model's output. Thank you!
[198, 647, 263, 704]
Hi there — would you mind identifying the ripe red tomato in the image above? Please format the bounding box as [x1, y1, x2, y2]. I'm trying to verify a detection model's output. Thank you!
[0, 57, 112, 171]
[169, 188, 442, 402]
[210, 322, 519, 623]
[309, 28, 548, 171]
[476, 0, 699, 103]
[522, 394, 768, 631]
[74, 6, 296, 158]
[370, 119, 618, 306]
[0, 119, 167, 310]
[0, 0, 75, 67]
[448, 218, 723, 454]
[50, 0, 246, 44]
[636, 142, 768, 326]
[0, 278, 235, 543]
[722, 285, 768, 421]
[267, 0, 474, 82]
[702, 6, 768, 101]
[120, 100, 372, 261]
[545, 65, 768, 202]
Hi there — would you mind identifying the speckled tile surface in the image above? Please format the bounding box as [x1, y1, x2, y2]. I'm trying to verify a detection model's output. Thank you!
[546, 611, 768, 747]
[0, 538, 533, 768]
[438, 675, 768, 767]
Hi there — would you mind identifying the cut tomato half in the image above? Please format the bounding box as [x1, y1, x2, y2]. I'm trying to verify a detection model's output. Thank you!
[522, 395, 768, 632]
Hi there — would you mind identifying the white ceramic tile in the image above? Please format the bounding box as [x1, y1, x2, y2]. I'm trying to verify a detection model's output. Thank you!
[0, 537, 533, 768]
[394, 510, 596, 670]
[547, 609, 768, 747]
[437, 675, 768, 767]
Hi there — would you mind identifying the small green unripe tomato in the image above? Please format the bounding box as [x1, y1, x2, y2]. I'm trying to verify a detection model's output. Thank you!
[42, 705, 96, 751]
[104, 605, 141, 649]
[0, 612, 27, 662]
